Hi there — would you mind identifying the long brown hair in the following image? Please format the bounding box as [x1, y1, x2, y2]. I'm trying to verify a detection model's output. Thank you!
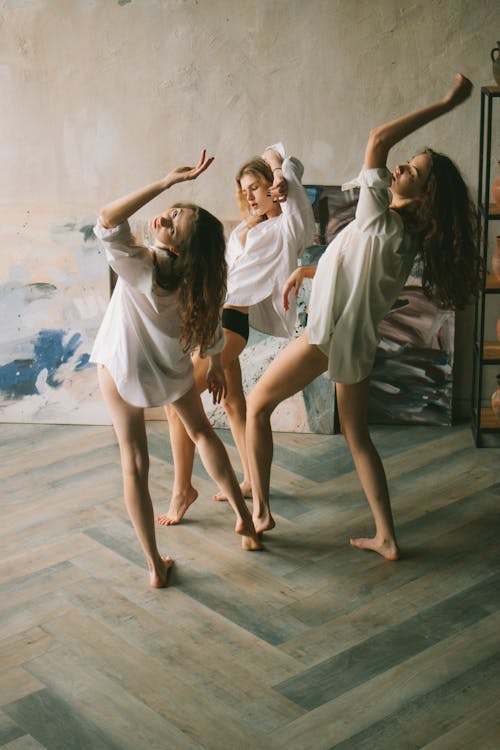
[235, 156, 274, 229]
[412, 149, 482, 310]
[154, 203, 226, 356]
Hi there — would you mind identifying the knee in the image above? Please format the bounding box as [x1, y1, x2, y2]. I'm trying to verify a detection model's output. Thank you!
[186, 419, 215, 447]
[222, 391, 246, 419]
[121, 444, 149, 478]
[165, 403, 179, 422]
[246, 390, 272, 424]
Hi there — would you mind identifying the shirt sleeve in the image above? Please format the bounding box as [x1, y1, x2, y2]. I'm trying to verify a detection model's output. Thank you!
[348, 168, 393, 232]
[93, 219, 153, 295]
[265, 143, 315, 254]
[279, 155, 315, 256]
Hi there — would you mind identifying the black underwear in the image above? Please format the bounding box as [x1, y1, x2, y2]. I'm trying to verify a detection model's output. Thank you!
[221, 308, 249, 342]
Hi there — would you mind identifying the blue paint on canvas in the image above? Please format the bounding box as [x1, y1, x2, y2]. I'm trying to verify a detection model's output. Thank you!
[0, 329, 89, 398]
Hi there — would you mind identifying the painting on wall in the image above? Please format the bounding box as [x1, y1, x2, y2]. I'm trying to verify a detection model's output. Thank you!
[369, 279, 454, 426]
[201, 311, 336, 435]
[0, 207, 110, 424]
[0, 190, 454, 429]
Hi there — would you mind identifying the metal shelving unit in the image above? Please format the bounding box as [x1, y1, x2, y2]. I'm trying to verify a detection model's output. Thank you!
[471, 85, 500, 446]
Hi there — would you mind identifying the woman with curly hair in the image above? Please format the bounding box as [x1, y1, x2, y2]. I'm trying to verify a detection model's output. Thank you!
[246, 74, 481, 557]
[160, 143, 314, 522]
[91, 151, 261, 588]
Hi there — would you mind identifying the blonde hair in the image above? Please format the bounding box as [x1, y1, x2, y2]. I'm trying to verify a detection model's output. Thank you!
[235, 157, 274, 229]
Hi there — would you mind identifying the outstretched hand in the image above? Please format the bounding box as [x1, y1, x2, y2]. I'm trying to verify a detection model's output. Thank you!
[443, 73, 473, 109]
[166, 149, 214, 186]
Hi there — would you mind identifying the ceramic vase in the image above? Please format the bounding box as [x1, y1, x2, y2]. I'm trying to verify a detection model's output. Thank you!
[492, 41, 500, 86]
[493, 236, 500, 281]
[492, 374, 500, 421]
[492, 162, 500, 208]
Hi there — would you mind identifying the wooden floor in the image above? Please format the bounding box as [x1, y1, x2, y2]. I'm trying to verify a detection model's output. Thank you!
[1, 420, 499, 750]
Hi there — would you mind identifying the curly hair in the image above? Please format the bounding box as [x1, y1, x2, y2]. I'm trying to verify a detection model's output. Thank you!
[412, 149, 482, 310]
[235, 156, 274, 229]
[154, 202, 227, 356]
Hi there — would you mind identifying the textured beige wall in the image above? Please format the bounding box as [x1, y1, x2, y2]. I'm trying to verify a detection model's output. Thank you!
[0, 0, 499, 411]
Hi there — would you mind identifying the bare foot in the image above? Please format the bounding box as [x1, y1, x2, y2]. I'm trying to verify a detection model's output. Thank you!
[241, 535, 263, 551]
[212, 482, 252, 502]
[235, 517, 263, 551]
[350, 536, 400, 561]
[149, 556, 174, 588]
[253, 511, 276, 535]
[157, 487, 198, 526]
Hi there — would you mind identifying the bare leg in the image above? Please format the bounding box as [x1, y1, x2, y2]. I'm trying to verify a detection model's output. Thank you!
[159, 403, 199, 525]
[171, 386, 261, 550]
[97, 366, 173, 588]
[158, 357, 210, 525]
[160, 329, 249, 521]
[213, 352, 252, 501]
[336, 379, 400, 561]
[246, 331, 328, 533]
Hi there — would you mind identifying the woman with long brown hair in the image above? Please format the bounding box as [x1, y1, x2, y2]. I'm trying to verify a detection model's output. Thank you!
[91, 151, 261, 589]
[161, 143, 314, 523]
[246, 74, 481, 556]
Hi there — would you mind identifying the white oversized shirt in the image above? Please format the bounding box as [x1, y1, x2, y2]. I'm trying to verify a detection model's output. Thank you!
[90, 220, 224, 408]
[306, 168, 419, 384]
[225, 143, 315, 338]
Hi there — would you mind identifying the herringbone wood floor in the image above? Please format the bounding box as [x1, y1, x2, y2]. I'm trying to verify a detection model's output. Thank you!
[1, 421, 499, 750]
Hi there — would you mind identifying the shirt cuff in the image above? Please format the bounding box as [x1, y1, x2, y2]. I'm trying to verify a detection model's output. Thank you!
[93, 218, 132, 242]
[342, 167, 392, 191]
[264, 142, 286, 159]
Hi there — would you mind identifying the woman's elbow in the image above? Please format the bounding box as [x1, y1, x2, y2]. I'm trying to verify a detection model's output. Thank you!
[99, 209, 114, 229]
[367, 128, 385, 150]
[364, 128, 389, 167]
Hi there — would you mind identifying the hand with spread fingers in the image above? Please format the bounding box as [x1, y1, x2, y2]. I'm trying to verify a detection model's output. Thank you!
[166, 149, 215, 186]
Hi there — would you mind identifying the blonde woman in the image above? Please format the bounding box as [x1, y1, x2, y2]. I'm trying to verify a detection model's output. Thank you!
[161, 143, 314, 524]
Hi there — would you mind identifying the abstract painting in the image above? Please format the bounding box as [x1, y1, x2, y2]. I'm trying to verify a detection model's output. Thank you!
[369, 278, 454, 426]
[0, 191, 454, 430]
[201, 308, 336, 434]
[0, 207, 109, 424]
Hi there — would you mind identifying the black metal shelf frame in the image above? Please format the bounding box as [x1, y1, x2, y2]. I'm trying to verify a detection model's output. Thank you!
[471, 86, 500, 446]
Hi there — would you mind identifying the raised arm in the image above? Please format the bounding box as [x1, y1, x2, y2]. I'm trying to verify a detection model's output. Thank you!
[364, 73, 473, 169]
[100, 149, 214, 228]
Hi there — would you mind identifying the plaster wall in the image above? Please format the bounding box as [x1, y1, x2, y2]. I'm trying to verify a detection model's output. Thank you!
[0, 0, 499, 417]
